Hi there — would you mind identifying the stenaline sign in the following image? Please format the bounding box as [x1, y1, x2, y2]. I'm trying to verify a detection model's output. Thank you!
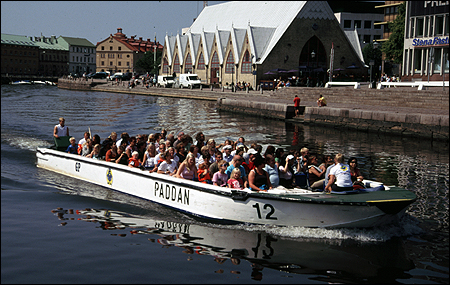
[412, 36, 449, 46]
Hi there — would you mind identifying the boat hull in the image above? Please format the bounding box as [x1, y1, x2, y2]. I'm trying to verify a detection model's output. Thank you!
[36, 148, 416, 228]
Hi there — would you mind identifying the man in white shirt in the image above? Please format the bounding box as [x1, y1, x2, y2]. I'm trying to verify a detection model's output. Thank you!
[325, 153, 353, 193]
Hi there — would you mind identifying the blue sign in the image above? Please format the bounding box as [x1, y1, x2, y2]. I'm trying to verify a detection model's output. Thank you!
[413, 36, 449, 46]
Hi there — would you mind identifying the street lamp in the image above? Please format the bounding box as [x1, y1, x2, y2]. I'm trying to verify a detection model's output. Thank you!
[370, 41, 379, 88]
[310, 51, 316, 87]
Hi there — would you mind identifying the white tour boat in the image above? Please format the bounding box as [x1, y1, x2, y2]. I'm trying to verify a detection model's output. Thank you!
[37, 146, 417, 228]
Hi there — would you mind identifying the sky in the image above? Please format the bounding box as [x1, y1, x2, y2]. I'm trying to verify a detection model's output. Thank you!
[1, 1, 227, 45]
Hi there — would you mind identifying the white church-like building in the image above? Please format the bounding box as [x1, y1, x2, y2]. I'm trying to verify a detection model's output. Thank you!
[159, 1, 367, 87]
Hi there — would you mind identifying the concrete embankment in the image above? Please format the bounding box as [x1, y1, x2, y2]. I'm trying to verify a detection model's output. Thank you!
[57, 78, 449, 141]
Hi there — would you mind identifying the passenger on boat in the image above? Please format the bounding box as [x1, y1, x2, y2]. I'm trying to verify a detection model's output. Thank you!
[209, 152, 227, 176]
[176, 153, 197, 180]
[157, 149, 178, 176]
[180, 134, 193, 152]
[263, 145, 276, 158]
[160, 129, 167, 141]
[264, 154, 279, 188]
[116, 132, 129, 148]
[325, 153, 354, 193]
[53, 117, 69, 139]
[307, 155, 325, 188]
[198, 153, 212, 184]
[80, 139, 93, 157]
[173, 131, 184, 149]
[128, 151, 141, 168]
[222, 145, 233, 163]
[105, 141, 118, 162]
[274, 148, 285, 169]
[77, 131, 90, 154]
[348, 157, 364, 183]
[87, 144, 101, 159]
[279, 154, 295, 188]
[66, 137, 78, 154]
[125, 137, 137, 158]
[227, 168, 244, 189]
[92, 134, 101, 147]
[245, 148, 258, 172]
[188, 144, 201, 167]
[108, 132, 117, 143]
[212, 160, 228, 187]
[167, 147, 179, 167]
[309, 154, 333, 190]
[116, 145, 129, 165]
[142, 143, 157, 171]
[175, 143, 187, 164]
[136, 141, 147, 162]
[198, 146, 215, 165]
[248, 154, 272, 192]
[235, 137, 248, 152]
[225, 155, 248, 188]
[195, 132, 206, 148]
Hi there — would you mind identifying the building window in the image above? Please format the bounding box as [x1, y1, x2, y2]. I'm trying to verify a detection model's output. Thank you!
[416, 17, 424, 37]
[363, 35, 371, 43]
[424, 16, 429, 37]
[110, 61, 113, 66]
[225, 52, 234, 73]
[127, 62, 130, 66]
[354, 20, 361, 29]
[101, 46, 104, 50]
[118, 47, 121, 51]
[444, 48, 449, 72]
[364, 20, 371, 29]
[163, 58, 169, 73]
[433, 48, 442, 72]
[101, 54, 105, 58]
[197, 52, 205, 70]
[404, 49, 409, 75]
[344, 20, 351, 29]
[429, 16, 434, 37]
[414, 49, 422, 73]
[445, 14, 449, 35]
[435, 15, 444, 35]
[118, 61, 121, 66]
[410, 18, 415, 37]
[118, 54, 122, 59]
[173, 54, 180, 73]
[185, 53, 192, 73]
[211, 52, 219, 68]
[241, 51, 252, 73]
[110, 46, 113, 51]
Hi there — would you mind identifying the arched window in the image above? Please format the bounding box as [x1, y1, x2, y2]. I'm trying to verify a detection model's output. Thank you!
[299, 36, 327, 68]
[173, 54, 180, 73]
[197, 52, 205, 70]
[163, 57, 169, 74]
[241, 50, 252, 73]
[185, 53, 192, 73]
[211, 52, 219, 68]
[225, 51, 234, 73]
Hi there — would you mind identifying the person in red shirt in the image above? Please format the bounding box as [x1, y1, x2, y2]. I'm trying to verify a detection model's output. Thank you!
[293, 95, 301, 116]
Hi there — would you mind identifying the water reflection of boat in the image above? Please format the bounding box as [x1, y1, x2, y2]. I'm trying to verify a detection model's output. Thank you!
[53, 208, 414, 283]
[37, 148, 417, 228]
[9, 80, 56, 85]
[10, 80, 32, 85]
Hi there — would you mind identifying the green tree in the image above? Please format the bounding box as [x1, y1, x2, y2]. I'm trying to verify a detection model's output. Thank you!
[136, 50, 162, 75]
[362, 42, 382, 66]
[381, 2, 406, 64]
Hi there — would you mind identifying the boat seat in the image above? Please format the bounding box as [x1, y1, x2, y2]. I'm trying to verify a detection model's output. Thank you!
[54, 136, 71, 151]
[294, 172, 309, 188]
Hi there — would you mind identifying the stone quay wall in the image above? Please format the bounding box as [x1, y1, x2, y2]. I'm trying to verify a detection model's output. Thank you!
[57, 78, 449, 141]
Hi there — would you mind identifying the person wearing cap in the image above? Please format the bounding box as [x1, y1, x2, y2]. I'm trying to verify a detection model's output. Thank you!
[222, 145, 233, 163]
[279, 154, 295, 188]
[231, 143, 245, 157]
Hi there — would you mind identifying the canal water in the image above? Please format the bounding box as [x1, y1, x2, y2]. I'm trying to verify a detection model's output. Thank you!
[1, 85, 448, 284]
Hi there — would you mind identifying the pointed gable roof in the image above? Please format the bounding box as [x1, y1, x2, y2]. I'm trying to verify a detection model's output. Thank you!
[187, 1, 311, 63]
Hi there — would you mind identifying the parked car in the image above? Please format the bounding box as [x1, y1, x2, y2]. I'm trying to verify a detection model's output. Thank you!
[122, 72, 132, 81]
[157, 75, 175, 88]
[109, 72, 123, 81]
[87, 72, 107, 79]
[178, 74, 202, 88]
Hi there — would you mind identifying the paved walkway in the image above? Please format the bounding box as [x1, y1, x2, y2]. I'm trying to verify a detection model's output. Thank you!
[92, 82, 449, 116]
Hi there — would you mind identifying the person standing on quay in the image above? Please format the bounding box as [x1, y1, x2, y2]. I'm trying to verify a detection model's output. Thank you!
[293, 95, 301, 116]
[53, 117, 69, 138]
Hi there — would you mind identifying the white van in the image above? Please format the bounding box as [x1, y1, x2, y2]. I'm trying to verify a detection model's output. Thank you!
[178, 73, 202, 88]
[157, 75, 175, 88]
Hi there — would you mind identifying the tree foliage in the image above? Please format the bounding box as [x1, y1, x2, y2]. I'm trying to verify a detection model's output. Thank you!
[136, 50, 162, 75]
[362, 43, 382, 66]
[381, 2, 406, 64]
